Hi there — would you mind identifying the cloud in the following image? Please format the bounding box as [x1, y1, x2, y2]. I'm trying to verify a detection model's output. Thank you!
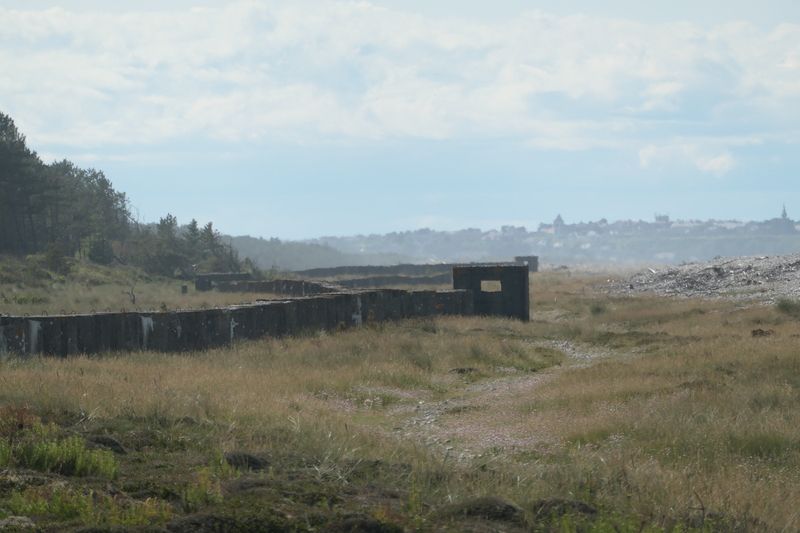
[639, 142, 736, 176]
[0, 1, 798, 174]
[695, 153, 735, 175]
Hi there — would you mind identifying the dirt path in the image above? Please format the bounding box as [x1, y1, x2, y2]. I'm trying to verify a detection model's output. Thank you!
[391, 340, 610, 461]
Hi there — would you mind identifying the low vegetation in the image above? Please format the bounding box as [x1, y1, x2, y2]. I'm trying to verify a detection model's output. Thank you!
[0, 255, 284, 315]
[0, 271, 798, 531]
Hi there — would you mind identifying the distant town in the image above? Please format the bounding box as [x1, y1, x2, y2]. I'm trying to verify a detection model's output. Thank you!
[267, 207, 800, 268]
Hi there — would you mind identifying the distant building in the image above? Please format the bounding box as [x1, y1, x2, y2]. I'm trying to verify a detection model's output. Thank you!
[553, 214, 565, 234]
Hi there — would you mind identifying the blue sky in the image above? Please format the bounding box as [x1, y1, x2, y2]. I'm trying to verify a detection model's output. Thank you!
[2, 1, 799, 239]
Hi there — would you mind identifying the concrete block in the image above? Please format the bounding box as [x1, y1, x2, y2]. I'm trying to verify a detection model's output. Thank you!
[453, 265, 529, 321]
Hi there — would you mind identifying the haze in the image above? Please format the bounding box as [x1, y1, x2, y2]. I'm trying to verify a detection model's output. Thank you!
[2, 0, 799, 239]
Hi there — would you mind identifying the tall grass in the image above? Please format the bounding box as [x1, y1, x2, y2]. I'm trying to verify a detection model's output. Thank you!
[0, 419, 117, 478]
[6, 486, 172, 526]
[1, 271, 798, 530]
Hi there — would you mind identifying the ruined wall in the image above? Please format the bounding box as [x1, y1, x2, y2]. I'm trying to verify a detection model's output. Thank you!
[452, 265, 530, 321]
[294, 262, 526, 279]
[218, 275, 452, 292]
[0, 266, 528, 358]
[216, 279, 342, 296]
[195, 272, 253, 291]
[514, 256, 539, 273]
[0, 289, 474, 358]
[334, 273, 452, 288]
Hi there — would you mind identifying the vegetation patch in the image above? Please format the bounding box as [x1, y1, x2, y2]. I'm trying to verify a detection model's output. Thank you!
[0, 414, 117, 479]
[775, 297, 800, 318]
[0, 272, 799, 530]
[5, 486, 172, 527]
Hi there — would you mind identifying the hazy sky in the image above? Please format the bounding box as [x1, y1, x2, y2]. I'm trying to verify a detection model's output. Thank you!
[2, 1, 799, 238]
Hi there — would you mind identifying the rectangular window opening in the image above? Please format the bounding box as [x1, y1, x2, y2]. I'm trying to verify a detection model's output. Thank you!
[481, 280, 502, 292]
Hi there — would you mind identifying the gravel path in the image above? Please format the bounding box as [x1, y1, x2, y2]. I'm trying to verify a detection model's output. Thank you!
[392, 340, 609, 461]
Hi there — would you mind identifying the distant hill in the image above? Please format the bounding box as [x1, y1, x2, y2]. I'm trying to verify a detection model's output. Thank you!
[303, 214, 800, 266]
[229, 235, 413, 272]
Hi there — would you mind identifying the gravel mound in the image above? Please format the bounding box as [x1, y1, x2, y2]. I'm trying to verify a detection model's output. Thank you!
[617, 254, 800, 301]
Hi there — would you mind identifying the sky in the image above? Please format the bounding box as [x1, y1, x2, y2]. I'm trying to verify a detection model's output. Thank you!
[1, 1, 799, 239]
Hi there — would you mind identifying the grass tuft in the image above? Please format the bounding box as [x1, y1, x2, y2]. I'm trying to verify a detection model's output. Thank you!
[7, 486, 172, 526]
[0, 418, 117, 478]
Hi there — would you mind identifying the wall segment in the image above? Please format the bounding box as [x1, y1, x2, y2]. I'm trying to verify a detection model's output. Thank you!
[0, 266, 527, 358]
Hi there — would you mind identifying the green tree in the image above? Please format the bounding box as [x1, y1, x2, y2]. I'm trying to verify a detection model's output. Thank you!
[185, 218, 201, 260]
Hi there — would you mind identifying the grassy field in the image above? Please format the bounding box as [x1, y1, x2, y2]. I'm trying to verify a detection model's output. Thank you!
[0, 255, 285, 315]
[1, 270, 799, 531]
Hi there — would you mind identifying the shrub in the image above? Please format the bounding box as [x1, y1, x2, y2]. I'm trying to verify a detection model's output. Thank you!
[775, 298, 800, 318]
[43, 242, 71, 274]
[589, 302, 607, 315]
[88, 237, 115, 265]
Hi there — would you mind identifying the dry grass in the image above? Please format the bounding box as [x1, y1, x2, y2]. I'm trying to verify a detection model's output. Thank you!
[1, 270, 799, 531]
[0, 317, 556, 433]
[0, 280, 288, 315]
[0, 255, 286, 315]
[508, 290, 800, 531]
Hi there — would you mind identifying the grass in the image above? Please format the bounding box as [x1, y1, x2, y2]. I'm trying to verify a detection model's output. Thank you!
[0, 254, 289, 315]
[0, 269, 798, 530]
[5, 486, 172, 526]
[775, 297, 800, 318]
[0, 415, 117, 478]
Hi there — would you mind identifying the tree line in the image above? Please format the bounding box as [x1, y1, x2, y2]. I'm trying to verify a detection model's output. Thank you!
[0, 111, 243, 277]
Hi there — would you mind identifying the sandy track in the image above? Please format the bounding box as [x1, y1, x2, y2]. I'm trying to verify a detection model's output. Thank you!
[392, 340, 609, 461]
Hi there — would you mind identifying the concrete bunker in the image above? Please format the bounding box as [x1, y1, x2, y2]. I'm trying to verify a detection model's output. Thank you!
[453, 265, 530, 321]
[514, 255, 539, 273]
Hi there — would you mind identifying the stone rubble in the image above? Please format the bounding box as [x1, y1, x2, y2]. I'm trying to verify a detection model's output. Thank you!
[615, 253, 800, 301]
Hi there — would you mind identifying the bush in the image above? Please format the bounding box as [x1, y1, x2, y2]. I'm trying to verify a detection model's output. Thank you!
[589, 302, 607, 315]
[88, 237, 115, 265]
[43, 242, 71, 274]
[775, 298, 800, 318]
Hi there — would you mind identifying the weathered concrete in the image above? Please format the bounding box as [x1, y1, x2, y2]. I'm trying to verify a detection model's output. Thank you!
[334, 273, 452, 288]
[453, 265, 530, 321]
[195, 272, 253, 291]
[514, 256, 539, 273]
[216, 279, 341, 296]
[0, 266, 526, 357]
[295, 262, 525, 279]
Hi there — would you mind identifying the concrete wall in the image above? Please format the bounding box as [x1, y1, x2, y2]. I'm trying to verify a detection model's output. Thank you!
[0, 265, 527, 358]
[195, 272, 253, 291]
[334, 273, 452, 288]
[514, 256, 539, 273]
[0, 289, 474, 358]
[453, 265, 530, 321]
[295, 262, 521, 279]
[216, 279, 342, 296]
